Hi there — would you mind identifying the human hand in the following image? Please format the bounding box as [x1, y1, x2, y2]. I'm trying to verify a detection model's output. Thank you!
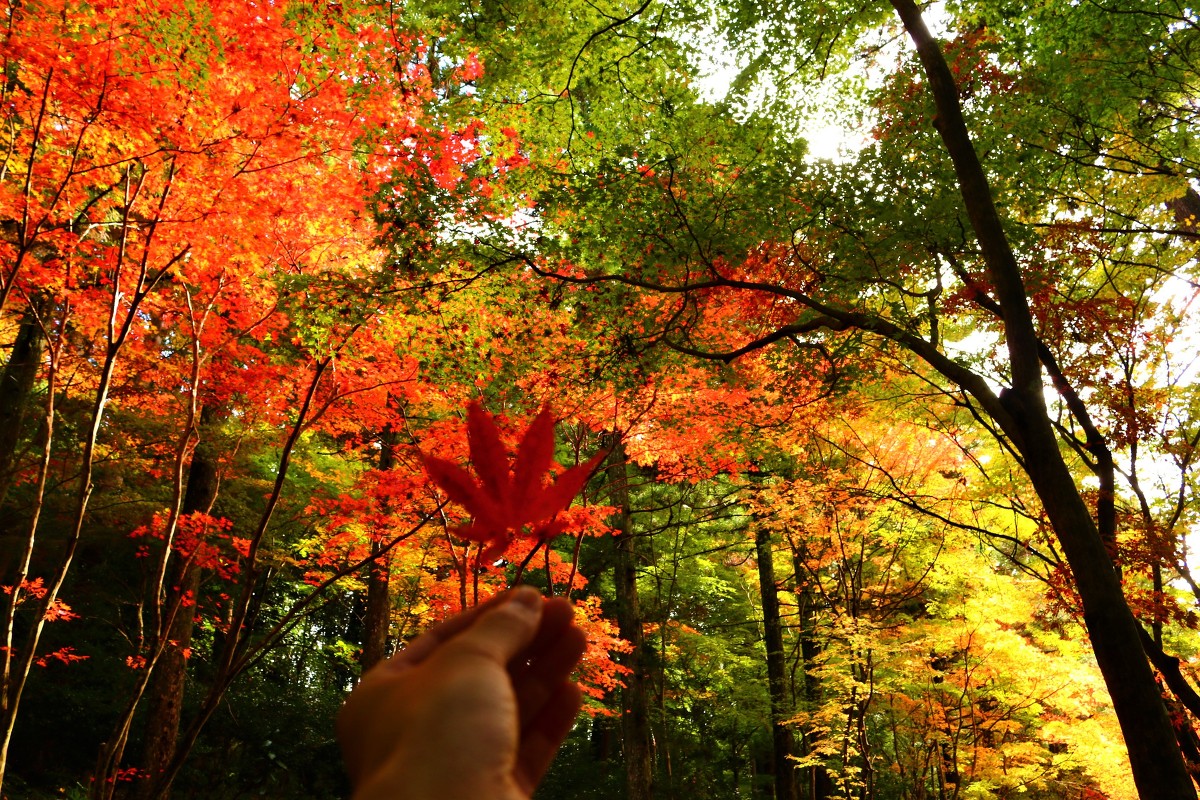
[337, 587, 587, 800]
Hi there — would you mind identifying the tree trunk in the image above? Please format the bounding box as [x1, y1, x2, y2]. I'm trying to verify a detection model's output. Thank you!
[605, 436, 654, 800]
[0, 302, 45, 511]
[887, 2, 1197, 795]
[360, 546, 391, 671]
[361, 428, 399, 671]
[136, 408, 220, 800]
[756, 524, 797, 800]
[791, 553, 832, 800]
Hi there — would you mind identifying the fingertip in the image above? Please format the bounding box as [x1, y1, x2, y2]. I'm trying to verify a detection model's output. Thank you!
[543, 595, 576, 620]
[509, 585, 544, 614]
[448, 586, 545, 662]
[379, 592, 515, 672]
[565, 623, 588, 660]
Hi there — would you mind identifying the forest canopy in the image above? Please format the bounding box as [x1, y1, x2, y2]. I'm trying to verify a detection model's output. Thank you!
[2, 0, 1199, 798]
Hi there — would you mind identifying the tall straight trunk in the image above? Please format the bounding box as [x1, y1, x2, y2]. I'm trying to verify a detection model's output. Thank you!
[756, 525, 797, 800]
[136, 408, 219, 800]
[360, 544, 391, 671]
[361, 428, 399, 671]
[791, 550, 832, 800]
[0, 302, 45, 511]
[605, 437, 653, 800]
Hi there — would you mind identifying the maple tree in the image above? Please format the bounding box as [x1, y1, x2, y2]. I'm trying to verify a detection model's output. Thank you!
[0, 0, 511, 794]
[0, 8, 633, 771]
[744, 406, 1134, 799]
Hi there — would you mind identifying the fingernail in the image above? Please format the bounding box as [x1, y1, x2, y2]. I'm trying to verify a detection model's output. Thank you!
[509, 586, 542, 613]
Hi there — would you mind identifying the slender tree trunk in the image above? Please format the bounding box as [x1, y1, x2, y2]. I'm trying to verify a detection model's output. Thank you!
[2, 168, 176, 792]
[361, 428, 399, 671]
[590, 716, 614, 763]
[136, 407, 219, 800]
[730, 729, 741, 797]
[361, 543, 391, 671]
[756, 524, 797, 800]
[605, 436, 653, 800]
[791, 549, 832, 800]
[142, 360, 328, 798]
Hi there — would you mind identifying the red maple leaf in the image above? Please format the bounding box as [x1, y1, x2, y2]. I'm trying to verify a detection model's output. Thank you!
[422, 403, 606, 560]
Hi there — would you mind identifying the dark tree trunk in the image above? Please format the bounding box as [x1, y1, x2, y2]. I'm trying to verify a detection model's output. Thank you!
[137, 409, 219, 800]
[361, 428, 399, 671]
[605, 437, 654, 800]
[360, 547, 391, 671]
[886, 3, 1197, 795]
[0, 303, 45, 512]
[590, 715, 614, 761]
[756, 524, 797, 800]
[791, 554, 832, 800]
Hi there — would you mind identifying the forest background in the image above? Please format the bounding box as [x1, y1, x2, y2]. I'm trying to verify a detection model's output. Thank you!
[2, 0, 1200, 798]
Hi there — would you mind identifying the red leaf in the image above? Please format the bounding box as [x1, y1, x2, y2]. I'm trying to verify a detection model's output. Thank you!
[467, 402, 511, 500]
[528, 451, 608, 524]
[453, 523, 492, 543]
[532, 517, 569, 541]
[422, 454, 504, 523]
[513, 405, 555, 507]
[480, 534, 512, 563]
[421, 405, 606, 557]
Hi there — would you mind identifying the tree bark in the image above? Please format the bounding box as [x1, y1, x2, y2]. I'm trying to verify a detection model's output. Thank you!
[360, 542, 391, 671]
[0, 302, 45, 512]
[605, 436, 654, 800]
[888, 2, 1197, 796]
[361, 428, 400, 671]
[137, 407, 219, 800]
[791, 550, 832, 800]
[756, 524, 797, 800]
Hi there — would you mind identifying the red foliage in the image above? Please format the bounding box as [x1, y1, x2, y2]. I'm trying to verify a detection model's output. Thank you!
[422, 403, 607, 560]
[34, 647, 88, 668]
[130, 512, 242, 581]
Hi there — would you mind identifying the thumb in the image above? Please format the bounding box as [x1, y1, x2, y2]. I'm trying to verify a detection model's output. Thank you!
[445, 586, 544, 664]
